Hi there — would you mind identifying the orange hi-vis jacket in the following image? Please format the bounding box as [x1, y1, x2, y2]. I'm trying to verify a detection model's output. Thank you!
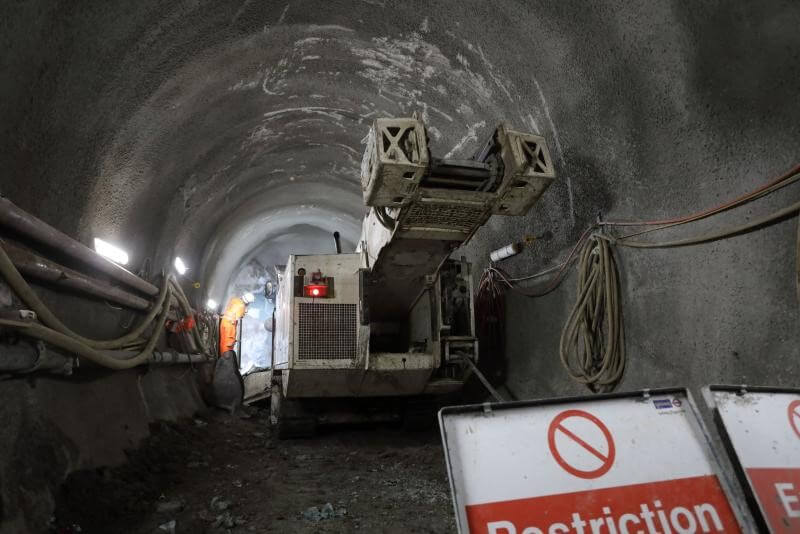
[219, 297, 247, 355]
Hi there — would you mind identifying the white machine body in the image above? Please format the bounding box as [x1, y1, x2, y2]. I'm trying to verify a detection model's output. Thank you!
[268, 115, 555, 405]
[274, 251, 475, 398]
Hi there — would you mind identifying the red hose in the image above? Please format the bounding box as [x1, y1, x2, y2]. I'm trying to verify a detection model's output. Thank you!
[600, 163, 800, 227]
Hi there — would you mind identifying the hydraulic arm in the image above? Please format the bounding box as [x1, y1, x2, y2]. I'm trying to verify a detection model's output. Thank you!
[358, 115, 556, 323]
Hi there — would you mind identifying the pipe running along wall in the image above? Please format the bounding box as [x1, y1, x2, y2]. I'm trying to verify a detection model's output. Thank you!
[0, 4, 798, 533]
[0, 0, 798, 391]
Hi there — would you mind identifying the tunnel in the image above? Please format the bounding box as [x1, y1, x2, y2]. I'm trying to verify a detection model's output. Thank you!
[1, 1, 799, 532]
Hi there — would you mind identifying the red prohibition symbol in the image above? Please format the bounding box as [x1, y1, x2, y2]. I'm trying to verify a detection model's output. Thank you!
[788, 400, 800, 440]
[548, 409, 616, 479]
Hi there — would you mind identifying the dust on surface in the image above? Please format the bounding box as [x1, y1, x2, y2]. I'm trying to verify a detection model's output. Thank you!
[53, 407, 456, 533]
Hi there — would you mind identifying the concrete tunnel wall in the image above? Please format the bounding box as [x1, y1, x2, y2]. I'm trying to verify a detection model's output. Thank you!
[0, 0, 799, 531]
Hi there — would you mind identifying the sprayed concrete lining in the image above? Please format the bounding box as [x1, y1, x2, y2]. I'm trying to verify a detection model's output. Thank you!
[0, 1, 799, 531]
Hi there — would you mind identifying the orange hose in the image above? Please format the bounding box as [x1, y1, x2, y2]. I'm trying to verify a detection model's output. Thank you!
[600, 163, 800, 227]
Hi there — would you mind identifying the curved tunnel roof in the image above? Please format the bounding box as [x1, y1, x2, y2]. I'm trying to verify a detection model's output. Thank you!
[2, 1, 798, 305]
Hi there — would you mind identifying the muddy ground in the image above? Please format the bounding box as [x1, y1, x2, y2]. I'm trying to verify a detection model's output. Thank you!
[53, 407, 456, 533]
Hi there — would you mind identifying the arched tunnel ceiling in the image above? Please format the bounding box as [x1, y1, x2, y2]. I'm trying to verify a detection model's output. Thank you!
[8, 1, 568, 300]
[2, 1, 799, 304]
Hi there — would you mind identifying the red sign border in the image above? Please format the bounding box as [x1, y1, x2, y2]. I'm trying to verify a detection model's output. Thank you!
[788, 399, 800, 439]
[547, 409, 616, 479]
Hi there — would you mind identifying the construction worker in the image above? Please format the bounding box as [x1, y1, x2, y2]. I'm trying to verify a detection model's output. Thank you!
[212, 291, 254, 413]
[219, 292, 255, 356]
[265, 280, 275, 301]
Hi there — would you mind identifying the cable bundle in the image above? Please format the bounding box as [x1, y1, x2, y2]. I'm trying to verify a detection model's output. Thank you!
[479, 162, 799, 393]
[558, 235, 624, 392]
[0, 242, 212, 369]
[475, 267, 508, 363]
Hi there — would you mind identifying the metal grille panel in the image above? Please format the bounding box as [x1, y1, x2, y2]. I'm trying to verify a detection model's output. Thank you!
[401, 202, 486, 233]
[297, 303, 357, 360]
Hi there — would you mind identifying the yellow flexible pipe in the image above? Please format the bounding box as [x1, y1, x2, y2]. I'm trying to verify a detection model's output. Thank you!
[0, 241, 172, 349]
[558, 236, 625, 392]
[0, 283, 171, 370]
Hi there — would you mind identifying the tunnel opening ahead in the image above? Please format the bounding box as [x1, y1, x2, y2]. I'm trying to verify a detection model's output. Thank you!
[222, 225, 358, 375]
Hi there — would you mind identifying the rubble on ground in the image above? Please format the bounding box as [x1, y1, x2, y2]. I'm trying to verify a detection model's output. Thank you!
[53, 407, 455, 533]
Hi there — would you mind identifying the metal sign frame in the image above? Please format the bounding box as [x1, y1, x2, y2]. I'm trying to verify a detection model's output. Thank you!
[439, 387, 751, 533]
[705, 384, 800, 533]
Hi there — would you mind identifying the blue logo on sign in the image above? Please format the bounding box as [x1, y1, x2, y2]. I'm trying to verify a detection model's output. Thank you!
[653, 399, 673, 409]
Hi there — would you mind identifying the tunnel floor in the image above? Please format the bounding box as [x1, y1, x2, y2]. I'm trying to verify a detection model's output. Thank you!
[53, 409, 455, 533]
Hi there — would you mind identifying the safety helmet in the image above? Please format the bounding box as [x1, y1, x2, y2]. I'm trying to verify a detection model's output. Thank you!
[242, 292, 255, 304]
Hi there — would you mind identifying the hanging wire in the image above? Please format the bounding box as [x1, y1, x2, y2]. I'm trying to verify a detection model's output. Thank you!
[558, 233, 624, 392]
[477, 162, 800, 392]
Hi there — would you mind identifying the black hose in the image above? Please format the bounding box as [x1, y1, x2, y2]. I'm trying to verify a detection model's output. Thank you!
[374, 206, 396, 231]
[333, 231, 342, 254]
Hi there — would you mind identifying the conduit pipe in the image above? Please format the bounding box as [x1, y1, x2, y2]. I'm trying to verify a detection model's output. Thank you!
[0, 284, 172, 370]
[0, 240, 171, 349]
[0, 344, 207, 376]
[2, 239, 151, 311]
[0, 196, 158, 296]
[109, 350, 211, 364]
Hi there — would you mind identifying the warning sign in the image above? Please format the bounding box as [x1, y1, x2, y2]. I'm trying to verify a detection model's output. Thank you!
[439, 389, 744, 534]
[708, 386, 800, 533]
[547, 409, 615, 479]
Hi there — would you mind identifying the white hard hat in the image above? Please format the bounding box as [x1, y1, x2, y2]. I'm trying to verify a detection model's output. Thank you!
[242, 292, 255, 304]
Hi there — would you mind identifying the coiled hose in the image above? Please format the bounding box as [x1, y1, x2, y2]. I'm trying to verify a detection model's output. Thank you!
[558, 235, 625, 393]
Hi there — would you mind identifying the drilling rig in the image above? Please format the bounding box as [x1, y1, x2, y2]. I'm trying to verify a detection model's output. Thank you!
[267, 115, 555, 436]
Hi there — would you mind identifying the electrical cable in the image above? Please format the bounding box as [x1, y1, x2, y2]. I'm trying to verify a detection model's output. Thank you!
[480, 162, 799, 393]
[0, 241, 173, 349]
[501, 260, 569, 282]
[0, 240, 216, 369]
[0, 282, 173, 370]
[474, 229, 598, 388]
[168, 277, 209, 353]
[558, 235, 625, 393]
[475, 266, 508, 368]
[599, 163, 800, 228]
[559, 198, 800, 392]
[611, 200, 800, 308]
[485, 225, 596, 297]
[616, 169, 800, 241]
[486, 164, 799, 291]
[196, 309, 220, 358]
[608, 200, 800, 248]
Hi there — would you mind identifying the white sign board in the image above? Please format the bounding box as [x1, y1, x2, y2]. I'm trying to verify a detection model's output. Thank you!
[708, 386, 800, 532]
[439, 389, 744, 534]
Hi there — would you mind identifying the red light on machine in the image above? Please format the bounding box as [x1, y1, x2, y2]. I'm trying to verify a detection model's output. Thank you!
[304, 284, 328, 298]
